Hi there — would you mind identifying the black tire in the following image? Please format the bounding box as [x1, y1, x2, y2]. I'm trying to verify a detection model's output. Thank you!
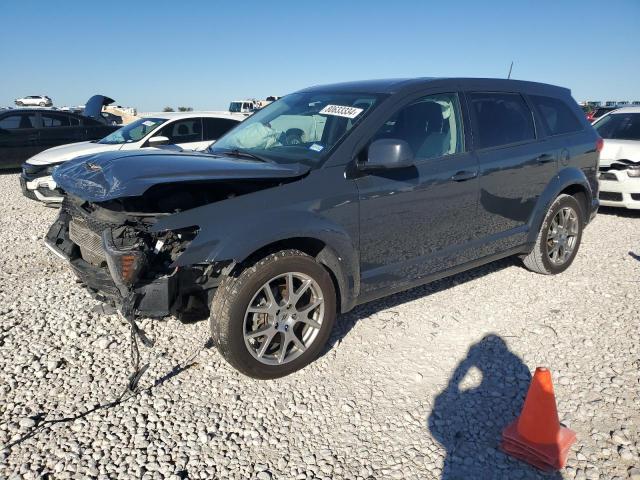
[522, 194, 584, 274]
[210, 249, 337, 379]
[39, 102, 46, 107]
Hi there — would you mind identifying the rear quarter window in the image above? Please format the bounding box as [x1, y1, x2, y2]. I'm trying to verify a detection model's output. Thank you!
[468, 92, 535, 149]
[530, 95, 582, 136]
[41, 113, 71, 127]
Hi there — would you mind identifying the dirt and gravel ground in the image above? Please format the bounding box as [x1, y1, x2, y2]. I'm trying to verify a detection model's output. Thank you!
[0, 172, 638, 480]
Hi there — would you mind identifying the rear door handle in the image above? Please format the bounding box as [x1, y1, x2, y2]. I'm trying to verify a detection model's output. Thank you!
[451, 170, 478, 182]
[536, 153, 555, 164]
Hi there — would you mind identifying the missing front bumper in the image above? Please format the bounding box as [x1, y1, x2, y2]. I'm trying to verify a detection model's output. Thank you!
[45, 212, 178, 318]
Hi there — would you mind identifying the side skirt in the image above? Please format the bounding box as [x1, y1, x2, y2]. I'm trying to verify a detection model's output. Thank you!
[352, 245, 531, 309]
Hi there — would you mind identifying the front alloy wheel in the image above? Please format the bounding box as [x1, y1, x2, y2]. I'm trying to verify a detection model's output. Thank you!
[244, 272, 324, 365]
[210, 250, 336, 379]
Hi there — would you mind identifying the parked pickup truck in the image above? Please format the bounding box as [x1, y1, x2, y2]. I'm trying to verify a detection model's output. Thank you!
[45, 78, 600, 379]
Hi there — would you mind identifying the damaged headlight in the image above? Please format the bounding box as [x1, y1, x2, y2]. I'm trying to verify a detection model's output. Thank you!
[102, 229, 147, 291]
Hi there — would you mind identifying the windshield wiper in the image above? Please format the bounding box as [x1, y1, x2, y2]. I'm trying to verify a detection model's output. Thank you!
[212, 148, 269, 163]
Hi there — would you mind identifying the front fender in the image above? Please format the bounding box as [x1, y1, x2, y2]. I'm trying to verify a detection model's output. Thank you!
[527, 166, 594, 244]
[151, 166, 360, 311]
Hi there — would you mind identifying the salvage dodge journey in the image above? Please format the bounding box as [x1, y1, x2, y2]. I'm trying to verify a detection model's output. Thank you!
[46, 78, 600, 378]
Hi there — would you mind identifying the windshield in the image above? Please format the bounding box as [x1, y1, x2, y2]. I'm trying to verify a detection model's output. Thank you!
[594, 113, 640, 141]
[229, 102, 243, 113]
[98, 117, 166, 144]
[211, 92, 383, 165]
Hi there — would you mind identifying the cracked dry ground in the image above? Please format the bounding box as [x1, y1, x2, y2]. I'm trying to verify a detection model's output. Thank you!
[0, 172, 638, 480]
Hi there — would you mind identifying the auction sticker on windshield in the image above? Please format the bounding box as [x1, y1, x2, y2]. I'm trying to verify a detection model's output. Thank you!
[319, 105, 364, 119]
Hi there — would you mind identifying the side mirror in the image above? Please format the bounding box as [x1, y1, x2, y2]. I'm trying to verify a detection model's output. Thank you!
[360, 138, 414, 170]
[148, 135, 170, 147]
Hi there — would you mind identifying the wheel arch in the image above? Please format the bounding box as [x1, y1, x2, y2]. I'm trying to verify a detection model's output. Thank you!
[232, 236, 357, 314]
[558, 183, 589, 222]
[527, 167, 594, 244]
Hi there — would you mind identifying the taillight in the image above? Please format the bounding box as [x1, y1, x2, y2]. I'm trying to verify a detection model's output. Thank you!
[596, 138, 604, 153]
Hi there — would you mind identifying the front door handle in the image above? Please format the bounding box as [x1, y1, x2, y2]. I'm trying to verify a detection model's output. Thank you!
[536, 153, 555, 164]
[451, 170, 478, 182]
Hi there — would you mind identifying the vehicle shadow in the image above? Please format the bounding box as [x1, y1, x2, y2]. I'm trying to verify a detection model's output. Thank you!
[0, 167, 21, 175]
[597, 206, 640, 218]
[428, 334, 561, 479]
[324, 256, 517, 352]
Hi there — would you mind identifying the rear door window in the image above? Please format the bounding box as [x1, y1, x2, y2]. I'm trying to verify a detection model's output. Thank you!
[41, 113, 71, 127]
[0, 114, 38, 129]
[529, 95, 582, 136]
[203, 118, 240, 140]
[468, 92, 535, 149]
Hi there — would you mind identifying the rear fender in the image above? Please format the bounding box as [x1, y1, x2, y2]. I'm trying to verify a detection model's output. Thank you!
[527, 166, 594, 244]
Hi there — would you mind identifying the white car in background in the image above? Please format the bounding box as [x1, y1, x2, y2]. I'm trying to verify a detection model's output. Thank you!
[21, 111, 244, 204]
[593, 107, 640, 209]
[15, 95, 53, 107]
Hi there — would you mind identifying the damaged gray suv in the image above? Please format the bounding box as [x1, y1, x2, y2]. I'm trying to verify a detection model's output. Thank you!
[46, 78, 600, 378]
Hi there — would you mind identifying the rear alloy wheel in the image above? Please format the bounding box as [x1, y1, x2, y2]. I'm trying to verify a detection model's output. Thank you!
[210, 250, 336, 379]
[522, 194, 584, 274]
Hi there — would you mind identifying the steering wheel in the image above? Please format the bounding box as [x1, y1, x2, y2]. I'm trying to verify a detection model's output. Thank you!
[283, 128, 304, 146]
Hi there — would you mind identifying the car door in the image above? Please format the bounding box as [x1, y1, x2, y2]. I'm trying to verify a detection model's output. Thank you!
[356, 92, 480, 294]
[0, 112, 40, 168]
[152, 118, 206, 151]
[38, 112, 86, 151]
[466, 91, 557, 251]
[82, 116, 117, 140]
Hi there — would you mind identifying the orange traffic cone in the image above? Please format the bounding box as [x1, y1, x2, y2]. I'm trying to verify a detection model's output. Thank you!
[501, 367, 576, 471]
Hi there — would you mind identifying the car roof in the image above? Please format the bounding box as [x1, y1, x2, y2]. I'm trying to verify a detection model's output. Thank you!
[0, 108, 79, 115]
[141, 111, 245, 121]
[298, 77, 571, 96]
[602, 106, 640, 114]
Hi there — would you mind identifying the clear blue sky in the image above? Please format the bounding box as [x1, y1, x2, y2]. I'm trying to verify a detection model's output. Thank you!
[1, 0, 638, 111]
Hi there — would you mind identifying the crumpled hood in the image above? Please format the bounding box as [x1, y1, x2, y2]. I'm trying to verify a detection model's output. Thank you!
[26, 141, 121, 166]
[52, 150, 310, 202]
[599, 139, 640, 167]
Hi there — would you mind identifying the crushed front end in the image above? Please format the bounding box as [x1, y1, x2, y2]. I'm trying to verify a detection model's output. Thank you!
[45, 195, 224, 320]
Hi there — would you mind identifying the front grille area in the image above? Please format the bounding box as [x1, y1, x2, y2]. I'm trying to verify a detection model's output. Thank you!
[599, 191, 623, 202]
[631, 193, 640, 201]
[61, 197, 115, 235]
[69, 217, 106, 266]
